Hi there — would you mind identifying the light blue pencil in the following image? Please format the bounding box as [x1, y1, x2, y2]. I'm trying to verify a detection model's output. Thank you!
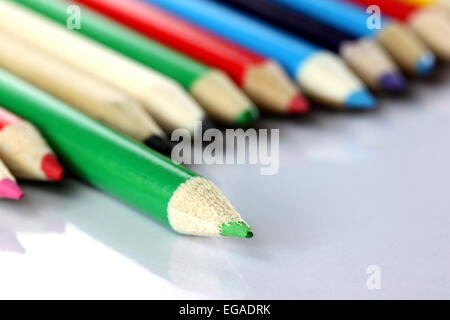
[271, 0, 435, 76]
[146, 0, 376, 110]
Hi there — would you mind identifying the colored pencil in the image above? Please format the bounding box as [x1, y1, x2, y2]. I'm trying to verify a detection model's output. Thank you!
[14, 0, 258, 125]
[0, 33, 174, 155]
[272, 0, 436, 76]
[0, 106, 64, 182]
[0, 69, 253, 238]
[400, 0, 450, 13]
[71, 0, 309, 114]
[344, 0, 450, 60]
[214, 0, 405, 92]
[0, 157, 24, 200]
[146, 0, 376, 110]
[0, 0, 206, 134]
[401, 0, 447, 4]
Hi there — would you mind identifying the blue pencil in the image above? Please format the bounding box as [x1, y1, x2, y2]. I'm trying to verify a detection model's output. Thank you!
[145, 0, 376, 110]
[213, 0, 406, 92]
[271, 0, 435, 76]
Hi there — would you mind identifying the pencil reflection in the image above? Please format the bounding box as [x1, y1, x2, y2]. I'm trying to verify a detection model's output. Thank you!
[61, 201, 247, 297]
[0, 229, 25, 254]
[0, 207, 65, 234]
[0, 189, 66, 254]
[169, 237, 249, 297]
[0, 213, 65, 254]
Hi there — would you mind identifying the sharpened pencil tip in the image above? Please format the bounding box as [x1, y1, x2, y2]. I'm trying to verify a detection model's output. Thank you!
[144, 135, 174, 156]
[41, 154, 64, 181]
[379, 73, 406, 92]
[415, 52, 435, 76]
[288, 95, 310, 114]
[0, 178, 24, 200]
[345, 89, 377, 110]
[220, 221, 253, 238]
[234, 108, 259, 125]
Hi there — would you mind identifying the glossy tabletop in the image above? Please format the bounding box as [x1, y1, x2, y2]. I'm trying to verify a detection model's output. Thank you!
[1, 67, 449, 299]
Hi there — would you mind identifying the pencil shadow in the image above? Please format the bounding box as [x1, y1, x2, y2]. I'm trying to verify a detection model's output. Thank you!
[58, 187, 255, 298]
[0, 178, 82, 254]
[0, 228, 25, 254]
[422, 62, 450, 84]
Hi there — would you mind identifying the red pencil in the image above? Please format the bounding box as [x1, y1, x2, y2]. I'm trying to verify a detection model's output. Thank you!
[0, 106, 64, 181]
[73, 0, 309, 114]
[344, 0, 450, 59]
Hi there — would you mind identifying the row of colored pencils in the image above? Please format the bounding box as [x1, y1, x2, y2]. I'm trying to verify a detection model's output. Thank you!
[0, 0, 449, 237]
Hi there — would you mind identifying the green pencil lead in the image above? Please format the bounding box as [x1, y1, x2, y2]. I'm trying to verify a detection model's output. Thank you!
[220, 221, 253, 238]
[234, 108, 259, 126]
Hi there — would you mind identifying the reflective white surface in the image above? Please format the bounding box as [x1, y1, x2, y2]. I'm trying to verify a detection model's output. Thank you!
[1, 67, 449, 299]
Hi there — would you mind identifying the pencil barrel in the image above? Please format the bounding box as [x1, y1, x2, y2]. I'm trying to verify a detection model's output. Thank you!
[13, 0, 207, 90]
[0, 69, 196, 226]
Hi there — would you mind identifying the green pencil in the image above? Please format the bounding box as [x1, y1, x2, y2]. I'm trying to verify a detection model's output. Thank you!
[12, 0, 258, 125]
[0, 69, 253, 238]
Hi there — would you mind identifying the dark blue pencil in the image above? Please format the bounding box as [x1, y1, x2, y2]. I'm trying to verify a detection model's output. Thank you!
[146, 0, 376, 110]
[214, 0, 405, 92]
[271, 0, 435, 76]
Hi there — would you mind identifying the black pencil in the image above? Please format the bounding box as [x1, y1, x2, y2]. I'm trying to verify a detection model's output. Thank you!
[215, 0, 406, 92]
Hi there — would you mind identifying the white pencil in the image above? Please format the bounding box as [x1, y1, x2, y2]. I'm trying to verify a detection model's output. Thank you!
[0, 32, 173, 154]
[0, 0, 207, 133]
[148, 0, 376, 109]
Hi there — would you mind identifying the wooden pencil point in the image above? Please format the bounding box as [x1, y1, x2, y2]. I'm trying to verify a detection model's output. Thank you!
[216, 0, 404, 92]
[272, 0, 435, 78]
[297, 52, 375, 109]
[0, 69, 252, 237]
[437, 0, 450, 14]
[376, 22, 435, 75]
[0, 31, 171, 153]
[1, 0, 205, 134]
[168, 177, 252, 237]
[73, 0, 310, 114]
[340, 38, 406, 91]
[190, 70, 258, 124]
[151, 0, 373, 109]
[0, 109, 64, 181]
[16, 0, 256, 126]
[345, 0, 445, 66]
[244, 61, 307, 113]
[409, 7, 450, 60]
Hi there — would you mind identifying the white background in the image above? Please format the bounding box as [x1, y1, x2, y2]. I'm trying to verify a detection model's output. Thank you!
[0, 66, 449, 299]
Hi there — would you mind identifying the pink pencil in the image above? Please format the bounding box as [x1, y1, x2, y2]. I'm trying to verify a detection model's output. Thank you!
[0, 158, 24, 200]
